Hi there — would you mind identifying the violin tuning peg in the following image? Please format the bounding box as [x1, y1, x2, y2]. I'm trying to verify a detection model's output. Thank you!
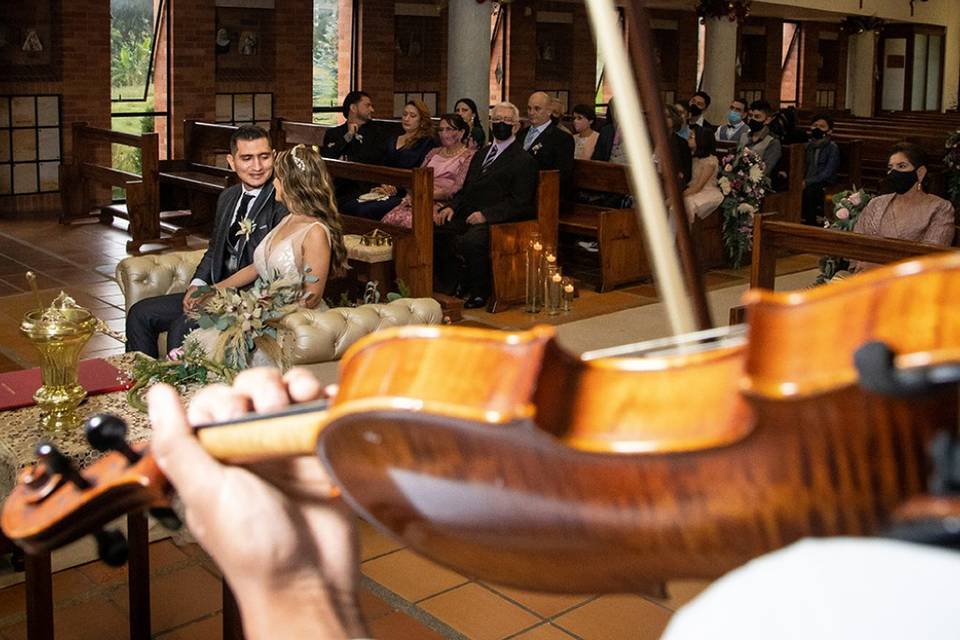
[35, 441, 91, 489]
[94, 529, 128, 567]
[85, 414, 141, 464]
[149, 507, 183, 531]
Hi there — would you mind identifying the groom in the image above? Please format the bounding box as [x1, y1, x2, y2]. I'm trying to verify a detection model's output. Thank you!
[125, 125, 288, 357]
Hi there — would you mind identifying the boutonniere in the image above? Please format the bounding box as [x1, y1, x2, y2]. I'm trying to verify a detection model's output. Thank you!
[355, 133, 364, 143]
[326, 141, 336, 147]
[532, 142, 543, 153]
[236, 217, 256, 240]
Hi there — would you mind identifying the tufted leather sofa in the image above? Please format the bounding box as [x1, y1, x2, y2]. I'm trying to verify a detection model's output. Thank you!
[115, 250, 443, 364]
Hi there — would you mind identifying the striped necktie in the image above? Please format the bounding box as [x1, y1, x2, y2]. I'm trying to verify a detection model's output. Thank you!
[481, 145, 500, 171]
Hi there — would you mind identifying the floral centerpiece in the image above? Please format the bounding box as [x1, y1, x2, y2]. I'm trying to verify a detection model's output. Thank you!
[945, 129, 960, 208]
[696, 0, 751, 23]
[717, 148, 771, 269]
[815, 188, 873, 284]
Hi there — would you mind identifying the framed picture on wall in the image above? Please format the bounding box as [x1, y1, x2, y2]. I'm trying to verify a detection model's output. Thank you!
[0, 0, 61, 81]
[215, 8, 274, 81]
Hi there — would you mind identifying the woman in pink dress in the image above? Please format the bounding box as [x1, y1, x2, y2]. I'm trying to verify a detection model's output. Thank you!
[381, 114, 475, 228]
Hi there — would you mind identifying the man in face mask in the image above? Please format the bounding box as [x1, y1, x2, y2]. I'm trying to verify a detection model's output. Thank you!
[737, 100, 782, 179]
[433, 102, 538, 309]
[687, 91, 714, 133]
[800, 114, 840, 225]
[716, 98, 747, 143]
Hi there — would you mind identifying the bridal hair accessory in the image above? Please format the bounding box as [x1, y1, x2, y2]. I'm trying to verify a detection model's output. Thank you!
[291, 145, 307, 171]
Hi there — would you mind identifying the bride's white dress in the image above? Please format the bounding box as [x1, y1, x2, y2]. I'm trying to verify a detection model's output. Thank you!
[185, 217, 330, 368]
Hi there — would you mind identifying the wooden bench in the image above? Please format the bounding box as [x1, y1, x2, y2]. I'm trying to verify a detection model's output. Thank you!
[59, 122, 188, 253]
[158, 120, 238, 229]
[559, 159, 725, 292]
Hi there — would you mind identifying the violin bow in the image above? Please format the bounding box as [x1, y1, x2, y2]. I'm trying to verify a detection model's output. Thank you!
[583, 0, 712, 333]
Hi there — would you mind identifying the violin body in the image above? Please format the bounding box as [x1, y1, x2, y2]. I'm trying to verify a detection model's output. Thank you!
[3, 254, 960, 596]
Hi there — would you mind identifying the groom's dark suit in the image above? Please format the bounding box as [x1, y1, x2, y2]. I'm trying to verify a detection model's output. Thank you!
[125, 182, 287, 357]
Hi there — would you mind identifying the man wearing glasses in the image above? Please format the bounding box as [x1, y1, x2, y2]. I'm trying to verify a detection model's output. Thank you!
[434, 102, 538, 309]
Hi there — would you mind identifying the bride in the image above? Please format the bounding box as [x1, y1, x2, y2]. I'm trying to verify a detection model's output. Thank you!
[184, 144, 348, 367]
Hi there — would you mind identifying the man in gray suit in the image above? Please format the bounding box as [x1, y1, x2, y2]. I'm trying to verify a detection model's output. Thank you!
[125, 125, 287, 357]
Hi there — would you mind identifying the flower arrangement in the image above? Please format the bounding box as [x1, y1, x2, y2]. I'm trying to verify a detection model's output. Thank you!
[717, 148, 771, 268]
[944, 129, 960, 207]
[696, 0, 751, 23]
[815, 187, 873, 284]
[187, 272, 307, 370]
[125, 341, 235, 412]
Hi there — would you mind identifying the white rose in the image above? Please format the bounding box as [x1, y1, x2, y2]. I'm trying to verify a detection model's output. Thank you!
[749, 165, 764, 182]
[737, 202, 756, 214]
[718, 177, 731, 195]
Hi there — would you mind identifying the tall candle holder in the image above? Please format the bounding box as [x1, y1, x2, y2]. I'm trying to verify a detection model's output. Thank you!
[524, 232, 543, 313]
[544, 264, 563, 315]
[561, 276, 575, 312]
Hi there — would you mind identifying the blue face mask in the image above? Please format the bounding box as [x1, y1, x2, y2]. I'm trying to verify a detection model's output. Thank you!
[677, 124, 690, 140]
[727, 111, 742, 125]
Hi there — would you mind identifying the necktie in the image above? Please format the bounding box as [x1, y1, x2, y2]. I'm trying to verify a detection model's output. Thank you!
[523, 127, 535, 150]
[481, 146, 500, 171]
[228, 194, 255, 243]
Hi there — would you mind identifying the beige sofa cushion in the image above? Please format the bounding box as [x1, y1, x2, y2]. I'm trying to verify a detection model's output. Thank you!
[114, 250, 443, 365]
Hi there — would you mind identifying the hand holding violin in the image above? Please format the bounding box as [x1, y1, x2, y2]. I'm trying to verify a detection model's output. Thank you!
[148, 368, 364, 640]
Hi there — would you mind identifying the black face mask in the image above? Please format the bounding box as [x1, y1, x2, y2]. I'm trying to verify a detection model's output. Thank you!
[809, 128, 826, 140]
[887, 169, 919, 195]
[747, 119, 765, 133]
[687, 104, 703, 117]
[491, 122, 513, 141]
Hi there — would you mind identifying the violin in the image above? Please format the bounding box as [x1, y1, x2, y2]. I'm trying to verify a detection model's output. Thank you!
[4, 252, 960, 594]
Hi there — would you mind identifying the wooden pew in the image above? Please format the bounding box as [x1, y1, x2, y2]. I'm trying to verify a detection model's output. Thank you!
[158, 120, 238, 229]
[59, 122, 188, 253]
[321, 159, 435, 298]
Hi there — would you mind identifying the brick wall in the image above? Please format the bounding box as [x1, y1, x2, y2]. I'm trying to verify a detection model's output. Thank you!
[356, 0, 395, 118]
[168, 0, 216, 158]
[0, 0, 110, 215]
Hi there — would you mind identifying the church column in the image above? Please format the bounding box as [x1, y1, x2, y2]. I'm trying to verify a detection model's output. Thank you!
[701, 17, 738, 125]
[846, 31, 876, 117]
[446, 0, 491, 120]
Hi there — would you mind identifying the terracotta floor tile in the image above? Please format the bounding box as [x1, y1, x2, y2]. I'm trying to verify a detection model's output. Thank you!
[553, 594, 672, 640]
[361, 549, 468, 602]
[110, 565, 221, 634]
[148, 539, 190, 571]
[357, 518, 404, 561]
[653, 580, 712, 612]
[2, 598, 129, 640]
[52, 567, 97, 603]
[484, 584, 590, 618]
[419, 583, 541, 640]
[509, 622, 579, 639]
[156, 613, 223, 640]
[76, 557, 127, 587]
[358, 586, 395, 623]
[0, 583, 26, 620]
[367, 611, 447, 640]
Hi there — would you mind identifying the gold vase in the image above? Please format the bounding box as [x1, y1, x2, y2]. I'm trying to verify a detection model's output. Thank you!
[19, 294, 98, 433]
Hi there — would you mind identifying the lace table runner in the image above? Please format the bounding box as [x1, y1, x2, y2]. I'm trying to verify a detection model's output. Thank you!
[0, 353, 200, 501]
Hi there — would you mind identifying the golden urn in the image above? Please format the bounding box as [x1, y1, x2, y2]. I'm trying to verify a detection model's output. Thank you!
[19, 289, 99, 433]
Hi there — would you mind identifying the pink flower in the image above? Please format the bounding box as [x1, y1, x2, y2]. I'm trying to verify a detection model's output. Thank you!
[848, 192, 862, 206]
[167, 346, 185, 361]
[835, 208, 850, 220]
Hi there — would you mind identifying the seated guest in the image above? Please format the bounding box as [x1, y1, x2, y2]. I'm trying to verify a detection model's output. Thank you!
[340, 99, 436, 219]
[683, 125, 723, 224]
[550, 97, 573, 134]
[715, 98, 748, 143]
[320, 91, 388, 207]
[738, 100, 782, 179]
[455, 97, 486, 150]
[593, 98, 627, 164]
[518, 91, 575, 195]
[665, 103, 693, 190]
[433, 102, 538, 309]
[571, 104, 600, 161]
[850, 143, 955, 272]
[801, 114, 840, 226]
[125, 125, 287, 358]
[381, 113, 475, 228]
[687, 90, 715, 133]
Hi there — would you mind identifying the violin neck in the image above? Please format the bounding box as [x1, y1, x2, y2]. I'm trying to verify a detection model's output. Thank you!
[193, 399, 330, 463]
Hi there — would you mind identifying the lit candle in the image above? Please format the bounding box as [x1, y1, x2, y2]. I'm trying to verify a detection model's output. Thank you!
[533, 241, 542, 251]
[552, 273, 562, 283]
[564, 284, 574, 293]
[546, 254, 556, 263]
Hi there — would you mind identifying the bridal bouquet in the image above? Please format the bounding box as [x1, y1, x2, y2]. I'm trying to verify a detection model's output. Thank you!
[187, 273, 305, 370]
[717, 148, 771, 269]
[815, 188, 873, 284]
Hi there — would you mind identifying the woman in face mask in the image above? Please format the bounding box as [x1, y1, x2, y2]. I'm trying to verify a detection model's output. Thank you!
[849, 142, 955, 272]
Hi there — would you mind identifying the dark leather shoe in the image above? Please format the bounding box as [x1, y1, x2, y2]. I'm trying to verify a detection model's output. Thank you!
[463, 296, 487, 309]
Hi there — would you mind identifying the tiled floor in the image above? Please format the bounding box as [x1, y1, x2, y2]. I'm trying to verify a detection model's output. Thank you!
[0, 213, 814, 638]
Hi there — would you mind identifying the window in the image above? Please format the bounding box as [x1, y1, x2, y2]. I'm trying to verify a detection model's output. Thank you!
[0, 95, 62, 195]
[111, 0, 169, 186]
[313, 0, 352, 125]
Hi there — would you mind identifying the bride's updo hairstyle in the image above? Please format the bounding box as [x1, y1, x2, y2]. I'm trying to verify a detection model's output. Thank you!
[273, 144, 348, 277]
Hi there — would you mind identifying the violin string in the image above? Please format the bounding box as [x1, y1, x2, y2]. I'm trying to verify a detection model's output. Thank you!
[580, 324, 748, 361]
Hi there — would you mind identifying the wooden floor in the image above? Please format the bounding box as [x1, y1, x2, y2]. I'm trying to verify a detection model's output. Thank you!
[0, 213, 816, 639]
